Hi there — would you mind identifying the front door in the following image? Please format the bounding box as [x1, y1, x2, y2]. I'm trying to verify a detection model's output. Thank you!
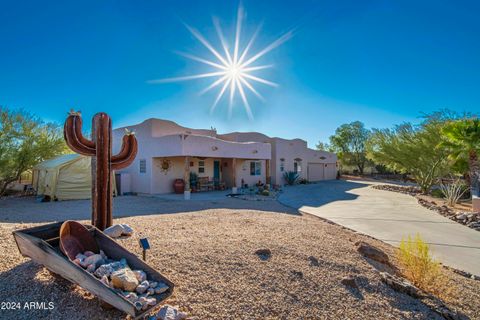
[213, 160, 220, 187]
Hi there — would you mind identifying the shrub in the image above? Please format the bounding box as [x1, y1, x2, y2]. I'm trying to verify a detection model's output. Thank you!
[430, 188, 444, 198]
[283, 171, 300, 185]
[440, 177, 468, 207]
[261, 189, 270, 196]
[398, 234, 453, 298]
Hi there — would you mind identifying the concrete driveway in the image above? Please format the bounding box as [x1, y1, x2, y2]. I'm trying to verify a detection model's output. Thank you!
[278, 179, 480, 276]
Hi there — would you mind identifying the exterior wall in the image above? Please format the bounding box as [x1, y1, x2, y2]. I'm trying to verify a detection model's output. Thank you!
[271, 138, 337, 185]
[112, 118, 337, 194]
[151, 157, 185, 194]
[235, 159, 266, 188]
[122, 157, 153, 194]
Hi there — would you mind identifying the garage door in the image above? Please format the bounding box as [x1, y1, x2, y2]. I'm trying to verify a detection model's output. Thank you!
[324, 163, 337, 180]
[308, 163, 324, 181]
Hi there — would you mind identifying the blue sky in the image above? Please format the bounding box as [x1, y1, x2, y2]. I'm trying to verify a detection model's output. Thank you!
[1, 0, 479, 147]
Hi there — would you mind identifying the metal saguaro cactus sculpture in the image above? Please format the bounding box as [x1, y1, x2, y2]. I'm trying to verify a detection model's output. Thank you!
[64, 111, 137, 230]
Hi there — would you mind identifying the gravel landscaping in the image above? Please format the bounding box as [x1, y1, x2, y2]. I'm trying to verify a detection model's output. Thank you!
[0, 197, 479, 319]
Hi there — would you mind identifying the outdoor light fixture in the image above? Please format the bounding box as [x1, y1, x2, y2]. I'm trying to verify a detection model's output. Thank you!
[139, 237, 151, 261]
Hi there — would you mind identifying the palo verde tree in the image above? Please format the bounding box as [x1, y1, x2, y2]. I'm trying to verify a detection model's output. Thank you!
[328, 121, 371, 174]
[0, 107, 67, 196]
[367, 120, 448, 193]
[441, 118, 480, 196]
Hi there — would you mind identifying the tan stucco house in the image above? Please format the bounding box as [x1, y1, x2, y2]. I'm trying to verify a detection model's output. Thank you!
[112, 119, 337, 195]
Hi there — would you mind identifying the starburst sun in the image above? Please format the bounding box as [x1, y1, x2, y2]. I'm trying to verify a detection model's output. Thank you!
[149, 5, 293, 120]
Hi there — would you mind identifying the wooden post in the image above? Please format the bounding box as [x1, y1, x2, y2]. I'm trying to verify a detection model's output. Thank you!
[232, 158, 237, 192]
[265, 159, 271, 185]
[184, 156, 190, 191]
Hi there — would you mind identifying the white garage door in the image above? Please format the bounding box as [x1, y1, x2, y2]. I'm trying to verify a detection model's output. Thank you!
[308, 163, 324, 181]
[324, 163, 337, 180]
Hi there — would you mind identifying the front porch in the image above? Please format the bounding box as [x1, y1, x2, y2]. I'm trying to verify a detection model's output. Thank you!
[151, 156, 271, 198]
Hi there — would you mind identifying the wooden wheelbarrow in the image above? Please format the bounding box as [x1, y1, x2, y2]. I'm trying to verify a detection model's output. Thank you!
[13, 221, 174, 319]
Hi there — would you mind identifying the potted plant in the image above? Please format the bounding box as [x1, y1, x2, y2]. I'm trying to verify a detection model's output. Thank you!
[189, 172, 198, 192]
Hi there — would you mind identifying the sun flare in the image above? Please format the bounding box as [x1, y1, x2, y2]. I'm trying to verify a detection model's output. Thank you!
[148, 5, 293, 120]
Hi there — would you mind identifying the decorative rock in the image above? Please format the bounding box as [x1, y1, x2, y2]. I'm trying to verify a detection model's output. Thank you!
[136, 281, 149, 294]
[133, 270, 147, 282]
[147, 288, 155, 296]
[95, 264, 114, 278]
[146, 297, 157, 306]
[86, 264, 96, 273]
[111, 268, 139, 292]
[355, 241, 389, 264]
[149, 281, 158, 288]
[120, 224, 134, 236]
[255, 248, 271, 260]
[73, 258, 82, 266]
[380, 272, 420, 298]
[104, 224, 125, 238]
[154, 283, 169, 294]
[308, 256, 319, 267]
[84, 254, 103, 268]
[75, 253, 87, 261]
[100, 275, 110, 286]
[124, 292, 138, 303]
[99, 250, 107, 260]
[341, 276, 358, 289]
[84, 251, 95, 257]
[156, 305, 188, 320]
[103, 224, 134, 238]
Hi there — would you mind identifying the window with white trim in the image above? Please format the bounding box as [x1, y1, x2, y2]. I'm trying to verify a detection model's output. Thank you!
[250, 161, 261, 176]
[198, 160, 205, 173]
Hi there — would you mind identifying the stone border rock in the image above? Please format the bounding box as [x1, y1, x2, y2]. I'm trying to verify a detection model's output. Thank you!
[372, 185, 480, 232]
[379, 272, 467, 320]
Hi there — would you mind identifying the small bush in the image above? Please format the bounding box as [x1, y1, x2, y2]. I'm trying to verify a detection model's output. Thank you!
[261, 189, 270, 196]
[430, 188, 444, 198]
[398, 234, 453, 299]
[440, 177, 468, 207]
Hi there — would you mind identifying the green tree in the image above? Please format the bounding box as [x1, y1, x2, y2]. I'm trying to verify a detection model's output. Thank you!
[367, 121, 448, 193]
[441, 118, 480, 196]
[0, 107, 68, 196]
[329, 121, 371, 174]
[315, 141, 331, 152]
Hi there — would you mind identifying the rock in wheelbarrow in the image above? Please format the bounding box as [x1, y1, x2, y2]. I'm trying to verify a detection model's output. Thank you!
[13, 220, 174, 318]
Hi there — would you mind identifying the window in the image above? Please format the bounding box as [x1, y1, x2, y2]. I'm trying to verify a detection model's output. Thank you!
[250, 161, 261, 176]
[139, 159, 146, 173]
[198, 160, 205, 173]
[294, 159, 302, 173]
[280, 158, 285, 172]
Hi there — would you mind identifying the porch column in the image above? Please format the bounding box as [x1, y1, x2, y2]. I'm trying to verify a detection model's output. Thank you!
[184, 156, 191, 200]
[265, 159, 271, 185]
[232, 158, 237, 193]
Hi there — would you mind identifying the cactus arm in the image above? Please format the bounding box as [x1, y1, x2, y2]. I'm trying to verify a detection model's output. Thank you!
[111, 135, 131, 162]
[72, 114, 95, 148]
[111, 134, 138, 170]
[64, 115, 96, 156]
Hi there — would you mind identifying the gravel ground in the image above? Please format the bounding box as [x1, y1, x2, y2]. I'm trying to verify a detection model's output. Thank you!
[0, 197, 479, 319]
